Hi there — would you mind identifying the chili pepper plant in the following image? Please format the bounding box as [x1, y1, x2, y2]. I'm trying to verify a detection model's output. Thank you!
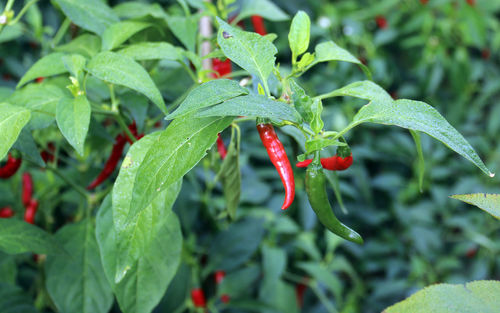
[0, 0, 498, 312]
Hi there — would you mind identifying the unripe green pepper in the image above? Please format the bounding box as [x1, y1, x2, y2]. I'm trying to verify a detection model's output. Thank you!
[305, 161, 363, 244]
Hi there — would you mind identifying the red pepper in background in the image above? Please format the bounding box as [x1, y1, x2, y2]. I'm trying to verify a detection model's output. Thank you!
[87, 122, 142, 190]
[216, 134, 227, 160]
[24, 199, 38, 224]
[220, 294, 230, 304]
[466, 0, 475, 6]
[482, 49, 490, 60]
[35, 77, 44, 83]
[212, 58, 232, 78]
[257, 123, 295, 210]
[420, 0, 428, 5]
[41, 143, 56, 163]
[251, 15, 267, 35]
[22, 173, 33, 207]
[296, 154, 353, 171]
[295, 283, 307, 308]
[0, 207, 15, 218]
[375, 16, 388, 29]
[0, 154, 22, 179]
[214, 270, 230, 303]
[190, 288, 207, 308]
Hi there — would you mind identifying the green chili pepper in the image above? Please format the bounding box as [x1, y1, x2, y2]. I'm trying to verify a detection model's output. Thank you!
[305, 160, 363, 244]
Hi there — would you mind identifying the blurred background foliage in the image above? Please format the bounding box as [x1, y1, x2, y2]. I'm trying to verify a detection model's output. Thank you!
[0, 0, 499, 312]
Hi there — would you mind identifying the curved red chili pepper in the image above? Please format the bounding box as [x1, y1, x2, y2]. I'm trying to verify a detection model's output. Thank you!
[22, 173, 33, 207]
[216, 134, 227, 160]
[251, 15, 267, 36]
[190, 288, 207, 308]
[0, 207, 15, 218]
[24, 199, 38, 224]
[257, 123, 295, 210]
[296, 154, 353, 171]
[0, 154, 22, 179]
[87, 135, 127, 190]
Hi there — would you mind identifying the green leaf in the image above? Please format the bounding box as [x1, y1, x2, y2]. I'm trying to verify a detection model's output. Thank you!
[165, 14, 198, 52]
[410, 130, 425, 192]
[0, 103, 30, 160]
[118, 42, 180, 61]
[17, 53, 68, 87]
[325, 171, 347, 214]
[62, 54, 86, 79]
[102, 21, 152, 51]
[55, 34, 102, 58]
[0, 219, 63, 255]
[0, 24, 23, 44]
[195, 94, 300, 123]
[207, 218, 265, 272]
[86, 51, 166, 113]
[383, 280, 500, 313]
[217, 17, 277, 92]
[128, 115, 233, 226]
[53, 0, 119, 35]
[56, 95, 91, 156]
[288, 11, 310, 62]
[450, 194, 500, 220]
[297, 262, 342, 302]
[317, 80, 392, 103]
[45, 220, 113, 313]
[96, 195, 182, 313]
[0, 252, 17, 285]
[238, 0, 289, 22]
[7, 84, 64, 130]
[111, 132, 182, 280]
[13, 129, 45, 167]
[113, 2, 167, 19]
[0, 283, 38, 313]
[349, 99, 494, 177]
[312, 41, 371, 79]
[289, 79, 313, 123]
[218, 127, 241, 219]
[305, 138, 344, 153]
[166, 79, 248, 120]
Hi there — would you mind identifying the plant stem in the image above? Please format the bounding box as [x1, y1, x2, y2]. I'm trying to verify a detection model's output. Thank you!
[46, 164, 89, 199]
[4, 0, 15, 12]
[116, 113, 137, 143]
[309, 282, 339, 313]
[51, 18, 70, 48]
[8, 0, 38, 25]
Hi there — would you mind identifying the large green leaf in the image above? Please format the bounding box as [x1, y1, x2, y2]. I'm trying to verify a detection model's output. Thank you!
[0, 283, 38, 313]
[0, 103, 30, 160]
[237, 0, 289, 22]
[96, 196, 182, 313]
[7, 84, 64, 130]
[53, 0, 119, 35]
[165, 14, 198, 52]
[0, 252, 16, 285]
[348, 99, 493, 176]
[118, 42, 180, 61]
[216, 18, 277, 92]
[288, 11, 310, 62]
[13, 129, 45, 167]
[101, 21, 152, 51]
[311, 41, 371, 79]
[317, 80, 392, 103]
[195, 94, 300, 123]
[0, 219, 63, 255]
[45, 220, 113, 313]
[384, 280, 500, 313]
[17, 53, 68, 87]
[218, 127, 241, 219]
[86, 51, 166, 113]
[56, 95, 91, 156]
[128, 115, 233, 221]
[112, 132, 182, 281]
[450, 193, 500, 219]
[55, 34, 102, 58]
[166, 79, 248, 120]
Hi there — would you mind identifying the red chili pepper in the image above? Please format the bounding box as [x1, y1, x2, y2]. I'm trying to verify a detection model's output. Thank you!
[214, 270, 226, 284]
[257, 123, 295, 210]
[0, 207, 15, 218]
[482, 49, 490, 60]
[40, 143, 56, 163]
[22, 173, 33, 207]
[296, 154, 353, 171]
[216, 134, 227, 160]
[221, 294, 230, 304]
[24, 199, 38, 224]
[295, 283, 307, 308]
[212, 58, 232, 78]
[420, 0, 428, 4]
[251, 15, 267, 36]
[87, 135, 127, 190]
[35, 77, 44, 83]
[375, 16, 388, 29]
[0, 154, 22, 179]
[466, 0, 475, 6]
[190, 288, 207, 308]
